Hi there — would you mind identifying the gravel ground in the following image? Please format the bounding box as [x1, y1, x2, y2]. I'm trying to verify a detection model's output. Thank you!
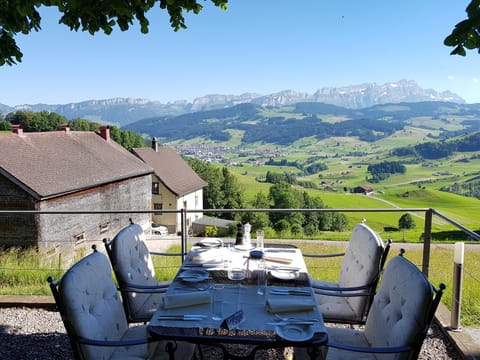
[0, 307, 462, 359]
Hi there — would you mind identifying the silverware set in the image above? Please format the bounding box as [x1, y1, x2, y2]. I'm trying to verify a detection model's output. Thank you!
[269, 288, 311, 296]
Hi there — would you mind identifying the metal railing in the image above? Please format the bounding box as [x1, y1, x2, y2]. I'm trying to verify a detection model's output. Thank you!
[1, 206, 479, 275]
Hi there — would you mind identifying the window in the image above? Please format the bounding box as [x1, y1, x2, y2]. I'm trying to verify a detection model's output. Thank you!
[74, 233, 85, 246]
[99, 223, 109, 234]
[154, 203, 163, 214]
[152, 182, 159, 194]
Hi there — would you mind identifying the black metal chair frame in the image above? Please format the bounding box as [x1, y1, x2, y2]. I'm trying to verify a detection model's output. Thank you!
[47, 248, 177, 360]
[102, 238, 186, 323]
[326, 251, 446, 359]
[305, 238, 392, 325]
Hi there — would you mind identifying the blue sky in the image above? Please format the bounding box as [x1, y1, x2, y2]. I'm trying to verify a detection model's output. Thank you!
[1, 0, 479, 106]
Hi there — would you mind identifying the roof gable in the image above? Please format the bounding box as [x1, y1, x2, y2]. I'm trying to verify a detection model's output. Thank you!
[0, 131, 153, 199]
[132, 146, 207, 196]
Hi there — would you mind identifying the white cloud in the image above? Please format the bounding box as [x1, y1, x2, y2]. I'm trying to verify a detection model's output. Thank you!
[473, 77, 479, 83]
[447, 75, 455, 81]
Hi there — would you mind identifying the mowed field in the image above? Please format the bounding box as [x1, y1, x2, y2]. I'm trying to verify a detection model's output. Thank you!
[225, 134, 480, 243]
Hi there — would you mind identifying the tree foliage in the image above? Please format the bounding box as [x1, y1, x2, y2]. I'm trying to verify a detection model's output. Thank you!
[0, 0, 228, 66]
[398, 213, 416, 230]
[186, 158, 244, 218]
[444, 0, 480, 56]
[3, 110, 147, 150]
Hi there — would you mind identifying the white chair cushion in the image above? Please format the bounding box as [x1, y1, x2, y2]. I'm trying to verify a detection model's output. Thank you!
[324, 326, 376, 360]
[60, 252, 143, 360]
[313, 280, 358, 322]
[338, 223, 384, 316]
[364, 256, 433, 359]
[111, 224, 165, 319]
[59, 251, 195, 360]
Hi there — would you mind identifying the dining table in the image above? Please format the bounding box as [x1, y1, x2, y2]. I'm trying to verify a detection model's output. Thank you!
[147, 239, 328, 360]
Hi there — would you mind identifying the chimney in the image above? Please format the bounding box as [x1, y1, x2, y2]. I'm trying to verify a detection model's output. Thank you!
[12, 124, 23, 135]
[152, 137, 158, 152]
[99, 125, 110, 142]
[60, 124, 70, 134]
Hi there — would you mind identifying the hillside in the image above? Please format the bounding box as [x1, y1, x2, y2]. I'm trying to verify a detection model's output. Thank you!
[123, 101, 480, 146]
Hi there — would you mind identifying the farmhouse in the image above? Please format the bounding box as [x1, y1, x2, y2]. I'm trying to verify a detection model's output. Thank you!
[133, 139, 207, 234]
[353, 184, 374, 195]
[0, 125, 153, 264]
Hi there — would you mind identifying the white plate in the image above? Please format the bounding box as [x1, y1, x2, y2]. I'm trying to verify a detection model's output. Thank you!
[198, 238, 223, 248]
[177, 270, 209, 283]
[275, 323, 314, 342]
[270, 269, 299, 280]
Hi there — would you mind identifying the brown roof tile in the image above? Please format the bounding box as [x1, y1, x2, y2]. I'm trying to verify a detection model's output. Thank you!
[132, 146, 207, 196]
[0, 131, 153, 199]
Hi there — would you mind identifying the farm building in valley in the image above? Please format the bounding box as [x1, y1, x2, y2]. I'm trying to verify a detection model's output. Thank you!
[0, 125, 153, 264]
[133, 139, 207, 234]
[353, 184, 374, 195]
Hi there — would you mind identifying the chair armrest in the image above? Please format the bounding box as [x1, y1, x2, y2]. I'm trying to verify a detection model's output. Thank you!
[313, 289, 374, 298]
[303, 252, 345, 258]
[78, 336, 150, 347]
[327, 341, 411, 354]
[119, 282, 169, 294]
[312, 283, 371, 292]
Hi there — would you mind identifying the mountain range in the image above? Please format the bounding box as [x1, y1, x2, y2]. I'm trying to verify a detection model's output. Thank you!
[123, 100, 480, 147]
[0, 80, 466, 127]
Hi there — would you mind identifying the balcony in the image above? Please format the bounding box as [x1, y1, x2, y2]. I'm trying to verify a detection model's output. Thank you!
[0, 207, 479, 359]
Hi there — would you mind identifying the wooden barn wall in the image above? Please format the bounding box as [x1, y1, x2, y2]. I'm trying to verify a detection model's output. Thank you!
[0, 176, 38, 246]
[37, 175, 152, 266]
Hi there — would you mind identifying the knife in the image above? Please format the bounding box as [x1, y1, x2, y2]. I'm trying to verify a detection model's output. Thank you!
[270, 289, 312, 296]
[158, 315, 207, 321]
[265, 249, 297, 253]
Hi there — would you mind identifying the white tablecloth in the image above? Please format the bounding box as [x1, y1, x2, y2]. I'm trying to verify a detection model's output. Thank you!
[149, 244, 326, 336]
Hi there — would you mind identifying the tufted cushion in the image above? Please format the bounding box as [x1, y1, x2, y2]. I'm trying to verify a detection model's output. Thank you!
[314, 223, 384, 322]
[325, 255, 435, 360]
[324, 326, 373, 360]
[363, 256, 434, 360]
[111, 224, 167, 321]
[59, 251, 147, 359]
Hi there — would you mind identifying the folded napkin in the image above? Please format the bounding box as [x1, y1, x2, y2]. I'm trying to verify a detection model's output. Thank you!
[163, 291, 212, 309]
[188, 248, 223, 264]
[264, 254, 294, 264]
[266, 296, 316, 313]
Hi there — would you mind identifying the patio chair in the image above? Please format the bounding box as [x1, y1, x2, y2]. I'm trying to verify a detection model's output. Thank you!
[104, 221, 182, 323]
[305, 221, 391, 324]
[47, 249, 195, 360]
[323, 252, 446, 360]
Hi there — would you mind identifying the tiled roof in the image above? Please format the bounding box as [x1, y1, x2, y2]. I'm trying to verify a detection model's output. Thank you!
[132, 146, 207, 196]
[0, 131, 153, 199]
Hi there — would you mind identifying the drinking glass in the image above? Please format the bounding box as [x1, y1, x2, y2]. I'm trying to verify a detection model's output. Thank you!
[256, 259, 267, 295]
[223, 243, 231, 269]
[211, 284, 224, 320]
[228, 267, 246, 281]
[256, 229, 264, 250]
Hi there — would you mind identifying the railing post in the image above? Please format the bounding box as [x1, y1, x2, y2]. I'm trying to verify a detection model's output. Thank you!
[422, 208, 433, 277]
[181, 208, 187, 262]
[451, 242, 464, 330]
